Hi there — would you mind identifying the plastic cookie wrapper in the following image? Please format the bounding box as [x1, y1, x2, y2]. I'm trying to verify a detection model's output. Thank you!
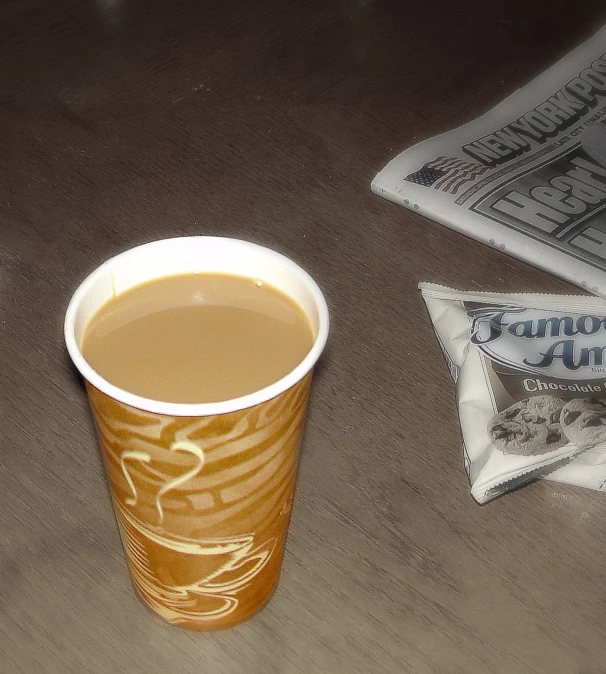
[420, 283, 606, 503]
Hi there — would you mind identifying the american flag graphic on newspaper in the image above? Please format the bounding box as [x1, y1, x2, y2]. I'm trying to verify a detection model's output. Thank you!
[404, 156, 489, 194]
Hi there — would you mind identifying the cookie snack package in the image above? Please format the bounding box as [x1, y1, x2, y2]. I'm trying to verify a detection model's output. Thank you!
[420, 283, 606, 503]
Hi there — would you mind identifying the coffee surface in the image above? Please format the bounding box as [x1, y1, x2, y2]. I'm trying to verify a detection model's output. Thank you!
[81, 273, 314, 403]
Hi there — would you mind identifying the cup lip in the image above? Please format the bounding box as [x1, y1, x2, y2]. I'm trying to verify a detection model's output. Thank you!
[64, 236, 329, 417]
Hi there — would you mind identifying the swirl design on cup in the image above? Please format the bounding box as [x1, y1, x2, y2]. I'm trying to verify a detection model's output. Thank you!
[86, 374, 312, 629]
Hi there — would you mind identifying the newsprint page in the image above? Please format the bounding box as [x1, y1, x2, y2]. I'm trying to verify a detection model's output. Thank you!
[372, 26, 606, 296]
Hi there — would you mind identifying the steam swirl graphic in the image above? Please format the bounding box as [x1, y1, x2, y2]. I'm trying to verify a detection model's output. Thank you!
[86, 374, 312, 628]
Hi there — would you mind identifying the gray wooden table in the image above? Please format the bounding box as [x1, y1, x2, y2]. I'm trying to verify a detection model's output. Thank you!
[3, 1, 606, 672]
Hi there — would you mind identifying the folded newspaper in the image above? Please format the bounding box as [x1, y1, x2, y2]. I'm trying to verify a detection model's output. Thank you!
[421, 284, 606, 503]
[373, 25, 606, 296]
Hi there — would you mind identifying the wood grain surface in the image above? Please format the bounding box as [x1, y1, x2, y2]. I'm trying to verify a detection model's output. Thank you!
[3, 1, 606, 672]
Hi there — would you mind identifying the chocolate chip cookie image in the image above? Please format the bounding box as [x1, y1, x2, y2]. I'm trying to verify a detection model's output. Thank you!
[560, 398, 606, 449]
[487, 395, 566, 455]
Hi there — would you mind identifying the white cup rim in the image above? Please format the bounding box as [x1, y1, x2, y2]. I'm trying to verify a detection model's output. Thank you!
[64, 236, 329, 417]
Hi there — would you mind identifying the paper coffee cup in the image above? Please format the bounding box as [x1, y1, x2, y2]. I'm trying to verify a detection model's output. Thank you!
[64, 237, 329, 630]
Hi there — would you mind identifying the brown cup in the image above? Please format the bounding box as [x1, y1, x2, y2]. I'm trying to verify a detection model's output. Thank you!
[64, 237, 329, 630]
